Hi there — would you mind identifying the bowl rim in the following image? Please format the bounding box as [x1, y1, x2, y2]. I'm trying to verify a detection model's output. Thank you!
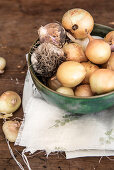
[28, 23, 114, 100]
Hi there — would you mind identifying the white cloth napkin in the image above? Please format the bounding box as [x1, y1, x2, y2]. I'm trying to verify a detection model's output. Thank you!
[15, 70, 114, 158]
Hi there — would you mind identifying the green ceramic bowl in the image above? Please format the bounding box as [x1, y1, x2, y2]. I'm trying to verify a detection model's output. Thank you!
[28, 24, 114, 114]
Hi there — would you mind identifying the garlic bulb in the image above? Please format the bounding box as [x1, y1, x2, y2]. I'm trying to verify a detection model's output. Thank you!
[38, 23, 66, 47]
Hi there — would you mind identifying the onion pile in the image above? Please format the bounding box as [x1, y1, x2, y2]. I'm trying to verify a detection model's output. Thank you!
[31, 8, 114, 97]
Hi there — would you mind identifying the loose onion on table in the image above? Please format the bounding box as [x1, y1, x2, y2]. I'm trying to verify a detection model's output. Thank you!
[56, 61, 86, 88]
[75, 84, 93, 97]
[2, 120, 21, 142]
[62, 8, 94, 39]
[0, 57, 6, 74]
[0, 91, 21, 115]
[90, 69, 114, 94]
[56, 87, 74, 96]
[63, 43, 88, 62]
[85, 33, 111, 64]
[81, 61, 99, 84]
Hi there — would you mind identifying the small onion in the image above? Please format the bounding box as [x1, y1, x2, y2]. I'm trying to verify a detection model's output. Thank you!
[2, 120, 21, 142]
[63, 43, 88, 62]
[75, 84, 93, 97]
[85, 34, 111, 64]
[56, 87, 74, 96]
[56, 61, 86, 88]
[0, 57, 6, 74]
[62, 8, 94, 39]
[107, 52, 114, 71]
[0, 91, 21, 114]
[48, 75, 62, 91]
[81, 61, 99, 84]
[104, 31, 114, 45]
[90, 69, 114, 94]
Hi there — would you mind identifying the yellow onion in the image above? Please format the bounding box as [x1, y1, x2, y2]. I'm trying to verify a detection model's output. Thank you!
[63, 43, 88, 62]
[62, 8, 94, 39]
[0, 91, 21, 114]
[75, 84, 93, 97]
[104, 31, 114, 52]
[85, 34, 111, 64]
[90, 69, 114, 94]
[48, 75, 62, 91]
[2, 120, 21, 142]
[107, 52, 114, 71]
[56, 87, 74, 96]
[104, 31, 114, 44]
[81, 61, 99, 84]
[102, 52, 114, 71]
[56, 61, 86, 87]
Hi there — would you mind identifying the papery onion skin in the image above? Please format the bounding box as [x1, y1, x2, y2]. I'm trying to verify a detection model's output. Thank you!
[0, 91, 21, 114]
[63, 43, 88, 62]
[56, 87, 74, 96]
[90, 69, 114, 94]
[85, 39, 111, 64]
[62, 8, 94, 39]
[2, 121, 20, 142]
[81, 61, 99, 84]
[75, 84, 93, 97]
[56, 61, 86, 88]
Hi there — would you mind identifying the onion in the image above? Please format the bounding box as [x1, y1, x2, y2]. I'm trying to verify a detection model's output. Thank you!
[104, 31, 114, 44]
[63, 43, 88, 62]
[107, 52, 114, 71]
[56, 61, 86, 87]
[81, 61, 99, 84]
[75, 84, 93, 97]
[56, 87, 74, 96]
[48, 75, 62, 91]
[0, 91, 21, 114]
[104, 31, 114, 52]
[2, 120, 21, 142]
[90, 69, 114, 94]
[0, 57, 6, 74]
[85, 33, 111, 64]
[62, 8, 94, 39]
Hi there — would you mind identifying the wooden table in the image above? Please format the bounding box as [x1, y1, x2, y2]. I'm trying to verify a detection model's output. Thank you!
[0, 0, 114, 169]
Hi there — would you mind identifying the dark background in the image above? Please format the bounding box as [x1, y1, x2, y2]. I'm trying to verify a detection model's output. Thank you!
[0, 0, 114, 169]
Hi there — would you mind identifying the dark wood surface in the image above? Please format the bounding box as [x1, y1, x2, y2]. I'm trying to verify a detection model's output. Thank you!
[0, 0, 114, 169]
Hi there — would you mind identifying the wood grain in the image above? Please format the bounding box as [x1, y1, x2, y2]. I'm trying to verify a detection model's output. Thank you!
[0, 0, 114, 169]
